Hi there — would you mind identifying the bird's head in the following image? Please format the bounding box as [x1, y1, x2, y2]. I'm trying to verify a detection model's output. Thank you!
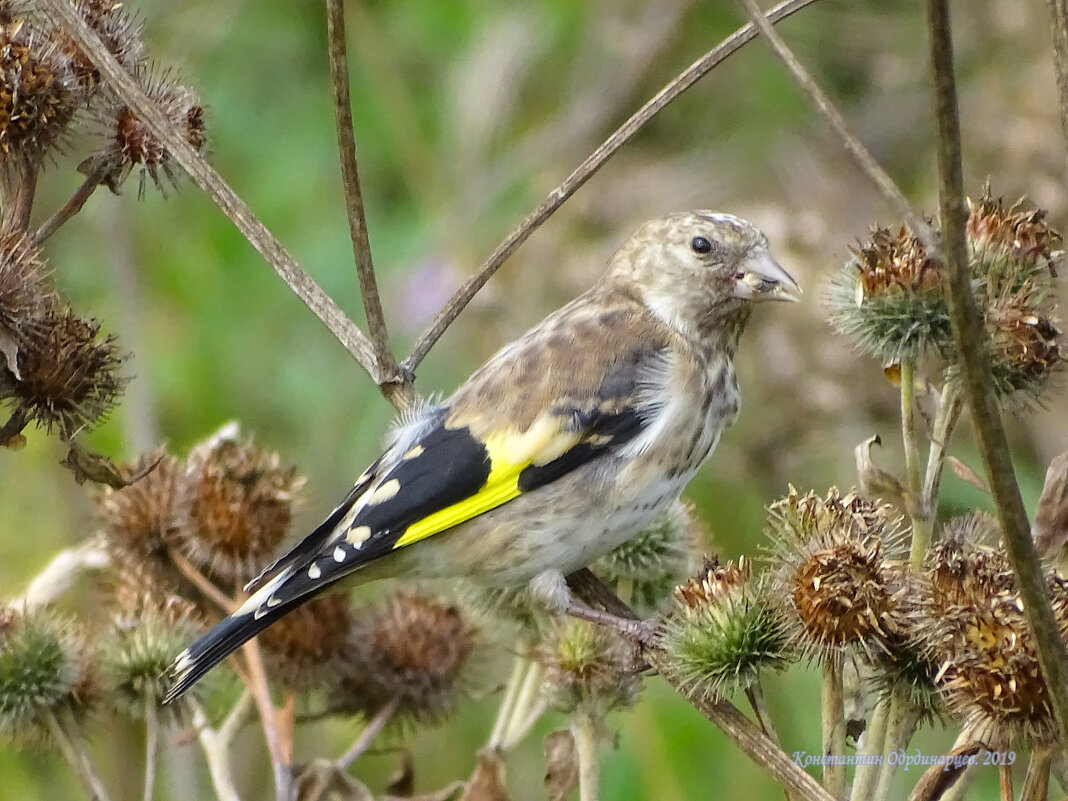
[607, 210, 801, 348]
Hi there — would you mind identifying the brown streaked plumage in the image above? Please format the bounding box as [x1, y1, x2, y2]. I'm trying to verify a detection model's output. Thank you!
[165, 210, 801, 701]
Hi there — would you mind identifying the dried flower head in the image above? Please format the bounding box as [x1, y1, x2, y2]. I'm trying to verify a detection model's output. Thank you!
[664, 556, 790, 700]
[0, 16, 79, 158]
[335, 590, 478, 726]
[51, 0, 145, 91]
[258, 595, 353, 691]
[766, 486, 906, 664]
[81, 69, 205, 196]
[0, 304, 125, 438]
[967, 188, 1061, 278]
[916, 519, 1057, 745]
[0, 607, 93, 745]
[0, 232, 52, 355]
[538, 617, 640, 716]
[179, 432, 303, 587]
[593, 499, 702, 614]
[100, 606, 199, 723]
[827, 225, 952, 363]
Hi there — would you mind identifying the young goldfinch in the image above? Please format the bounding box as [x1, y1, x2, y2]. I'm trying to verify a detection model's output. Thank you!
[165, 210, 800, 701]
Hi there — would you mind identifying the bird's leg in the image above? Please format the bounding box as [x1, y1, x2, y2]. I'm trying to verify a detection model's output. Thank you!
[531, 569, 662, 649]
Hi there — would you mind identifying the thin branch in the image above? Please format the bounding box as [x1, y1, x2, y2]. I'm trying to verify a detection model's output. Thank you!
[44, 710, 115, 801]
[735, 0, 940, 256]
[400, 0, 822, 375]
[1046, 0, 1068, 161]
[168, 547, 236, 613]
[34, 161, 108, 245]
[143, 693, 159, 801]
[241, 638, 292, 801]
[926, 0, 1068, 745]
[337, 695, 399, 771]
[41, 0, 380, 381]
[820, 660, 846, 797]
[1, 157, 39, 235]
[192, 699, 244, 801]
[326, 0, 412, 411]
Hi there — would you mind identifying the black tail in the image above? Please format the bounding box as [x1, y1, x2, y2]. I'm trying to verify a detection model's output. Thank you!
[164, 572, 318, 703]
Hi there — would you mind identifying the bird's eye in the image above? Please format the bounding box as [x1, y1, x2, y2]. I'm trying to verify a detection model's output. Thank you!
[691, 236, 713, 254]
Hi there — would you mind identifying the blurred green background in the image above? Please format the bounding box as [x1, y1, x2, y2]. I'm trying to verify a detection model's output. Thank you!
[3, 0, 1067, 798]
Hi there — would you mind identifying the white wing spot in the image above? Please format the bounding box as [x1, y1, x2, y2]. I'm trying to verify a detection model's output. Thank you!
[346, 525, 372, 548]
[366, 478, 401, 505]
[403, 444, 425, 460]
[308, 562, 322, 579]
[333, 546, 346, 562]
[266, 594, 281, 608]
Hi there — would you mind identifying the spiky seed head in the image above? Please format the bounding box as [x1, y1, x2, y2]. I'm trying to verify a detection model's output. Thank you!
[50, 0, 145, 91]
[0, 16, 79, 159]
[967, 188, 1061, 277]
[81, 69, 205, 197]
[664, 556, 791, 700]
[766, 486, 907, 665]
[0, 607, 93, 746]
[179, 434, 303, 587]
[538, 618, 640, 716]
[258, 595, 353, 691]
[100, 607, 200, 724]
[334, 591, 478, 726]
[0, 305, 124, 438]
[827, 225, 952, 363]
[916, 521, 1058, 746]
[593, 499, 703, 614]
[0, 232, 53, 353]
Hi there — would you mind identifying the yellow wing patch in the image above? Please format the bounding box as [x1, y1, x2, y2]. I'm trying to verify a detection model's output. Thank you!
[391, 414, 579, 549]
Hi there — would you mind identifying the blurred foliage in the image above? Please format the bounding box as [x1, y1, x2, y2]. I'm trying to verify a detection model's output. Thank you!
[2, 0, 1065, 799]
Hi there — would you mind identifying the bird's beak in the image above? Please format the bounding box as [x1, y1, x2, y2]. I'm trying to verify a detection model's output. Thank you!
[733, 249, 802, 303]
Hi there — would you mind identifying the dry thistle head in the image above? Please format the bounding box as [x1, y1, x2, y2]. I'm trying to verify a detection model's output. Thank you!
[179, 432, 303, 588]
[334, 590, 478, 726]
[0, 232, 53, 356]
[664, 556, 790, 700]
[915, 519, 1057, 746]
[0, 606, 94, 746]
[766, 486, 906, 665]
[0, 14, 79, 159]
[593, 499, 702, 614]
[967, 188, 1061, 279]
[50, 0, 145, 91]
[0, 304, 125, 438]
[538, 617, 640, 716]
[96, 448, 205, 616]
[827, 225, 952, 363]
[258, 595, 353, 691]
[100, 605, 200, 724]
[81, 69, 205, 197]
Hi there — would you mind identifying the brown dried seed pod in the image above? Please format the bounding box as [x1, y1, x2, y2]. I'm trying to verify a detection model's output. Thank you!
[767, 486, 906, 664]
[0, 304, 125, 437]
[967, 188, 1062, 272]
[258, 595, 353, 691]
[0, 232, 53, 350]
[178, 433, 303, 588]
[335, 590, 478, 726]
[81, 69, 205, 196]
[851, 225, 941, 297]
[0, 16, 79, 157]
[538, 617, 640, 715]
[916, 521, 1058, 746]
[49, 0, 145, 91]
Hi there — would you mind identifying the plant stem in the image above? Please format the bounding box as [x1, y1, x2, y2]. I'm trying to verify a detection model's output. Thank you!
[820, 660, 846, 797]
[192, 699, 245, 801]
[571, 710, 600, 801]
[1045, 0, 1068, 161]
[44, 710, 115, 801]
[143, 694, 159, 801]
[900, 360, 932, 569]
[337, 696, 399, 770]
[34, 162, 108, 244]
[926, 0, 1068, 743]
[921, 377, 963, 516]
[500, 659, 546, 751]
[241, 639, 292, 801]
[849, 696, 890, 801]
[871, 691, 921, 801]
[487, 654, 526, 750]
[1020, 747, 1053, 801]
[999, 762, 1013, 801]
